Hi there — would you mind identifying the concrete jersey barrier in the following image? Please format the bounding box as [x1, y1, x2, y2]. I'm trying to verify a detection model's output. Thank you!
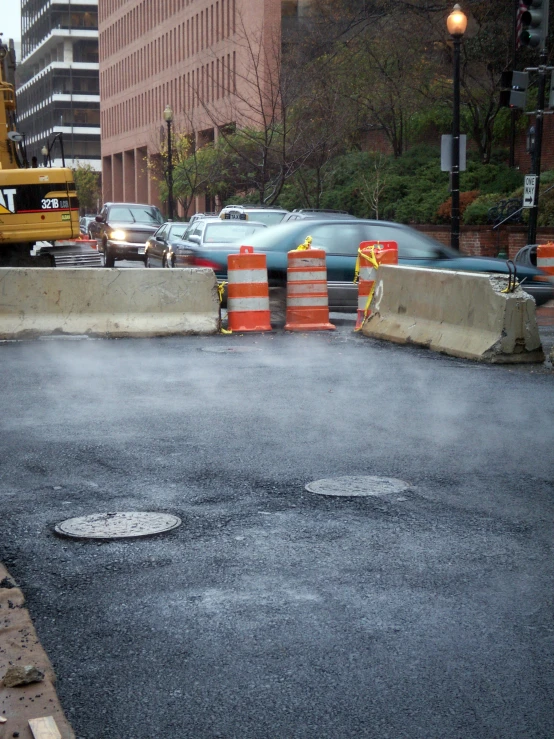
[362, 265, 544, 363]
[0, 267, 220, 339]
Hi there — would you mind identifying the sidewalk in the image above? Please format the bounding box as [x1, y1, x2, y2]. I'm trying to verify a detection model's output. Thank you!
[0, 565, 74, 739]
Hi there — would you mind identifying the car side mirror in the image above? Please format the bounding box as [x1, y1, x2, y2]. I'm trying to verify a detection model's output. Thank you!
[95, 215, 103, 222]
[189, 235, 201, 244]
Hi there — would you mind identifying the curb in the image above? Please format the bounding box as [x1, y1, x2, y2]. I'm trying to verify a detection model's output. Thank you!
[0, 564, 74, 739]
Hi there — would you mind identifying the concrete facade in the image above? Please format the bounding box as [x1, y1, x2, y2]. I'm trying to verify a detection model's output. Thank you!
[99, 0, 287, 213]
[17, 0, 101, 171]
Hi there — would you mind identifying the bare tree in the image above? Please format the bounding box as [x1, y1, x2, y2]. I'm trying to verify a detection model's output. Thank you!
[147, 110, 224, 215]
[191, 10, 345, 204]
[358, 154, 390, 219]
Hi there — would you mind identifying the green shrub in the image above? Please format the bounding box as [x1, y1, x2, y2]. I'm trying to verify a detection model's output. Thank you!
[436, 191, 480, 224]
[462, 193, 502, 225]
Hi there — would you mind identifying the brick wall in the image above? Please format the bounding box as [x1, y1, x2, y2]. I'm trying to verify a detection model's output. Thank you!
[414, 225, 554, 260]
[514, 115, 554, 172]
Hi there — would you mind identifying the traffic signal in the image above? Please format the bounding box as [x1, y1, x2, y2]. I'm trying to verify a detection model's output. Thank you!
[500, 70, 529, 108]
[519, 0, 550, 49]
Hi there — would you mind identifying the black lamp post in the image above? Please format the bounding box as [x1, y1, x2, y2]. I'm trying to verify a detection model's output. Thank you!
[163, 104, 174, 221]
[447, 4, 467, 251]
[40, 133, 66, 168]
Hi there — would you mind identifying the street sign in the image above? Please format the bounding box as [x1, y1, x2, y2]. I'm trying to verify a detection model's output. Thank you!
[523, 175, 537, 208]
[440, 135, 467, 172]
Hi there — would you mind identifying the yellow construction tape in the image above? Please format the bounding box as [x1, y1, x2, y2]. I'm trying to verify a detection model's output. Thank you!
[217, 281, 233, 333]
[354, 244, 381, 332]
[217, 281, 227, 303]
[353, 243, 381, 284]
[295, 235, 313, 251]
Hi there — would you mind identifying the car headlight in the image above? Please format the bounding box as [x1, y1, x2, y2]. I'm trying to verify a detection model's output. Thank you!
[110, 229, 126, 240]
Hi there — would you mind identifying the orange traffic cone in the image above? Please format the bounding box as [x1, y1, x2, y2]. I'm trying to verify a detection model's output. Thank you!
[284, 247, 335, 331]
[227, 246, 272, 332]
[354, 241, 398, 331]
[537, 243, 554, 278]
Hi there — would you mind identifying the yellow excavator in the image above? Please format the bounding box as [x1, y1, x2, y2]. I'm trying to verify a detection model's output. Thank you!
[0, 36, 99, 266]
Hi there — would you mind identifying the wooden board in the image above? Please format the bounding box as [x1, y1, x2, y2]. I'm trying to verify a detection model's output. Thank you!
[28, 716, 62, 739]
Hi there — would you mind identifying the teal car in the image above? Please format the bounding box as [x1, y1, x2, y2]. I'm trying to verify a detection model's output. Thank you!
[188, 219, 554, 308]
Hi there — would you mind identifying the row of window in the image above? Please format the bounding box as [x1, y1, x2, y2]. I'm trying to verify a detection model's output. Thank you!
[22, 7, 98, 57]
[18, 107, 101, 143]
[100, 0, 198, 23]
[101, 55, 236, 138]
[100, 9, 235, 101]
[18, 72, 100, 118]
[100, 0, 235, 60]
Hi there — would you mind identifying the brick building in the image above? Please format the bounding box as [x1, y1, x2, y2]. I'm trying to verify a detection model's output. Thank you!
[99, 0, 297, 212]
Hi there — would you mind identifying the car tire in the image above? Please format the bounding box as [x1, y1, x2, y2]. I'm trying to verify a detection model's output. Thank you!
[146, 254, 152, 268]
[104, 249, 115, 268]
[163, 255, 171, 268]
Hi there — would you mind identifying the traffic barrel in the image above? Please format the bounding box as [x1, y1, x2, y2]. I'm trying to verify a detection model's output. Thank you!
[354, 241, 398, 331]
[227, 246, 272, 332]
[537, 242, 554, 278]
[284, 247, 335, 331]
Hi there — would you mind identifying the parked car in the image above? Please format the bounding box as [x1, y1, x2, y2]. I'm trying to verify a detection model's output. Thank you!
[188, 212, 219, 226]
[281, 209, 356, 222]
[79, 214, 96, 236]
[183, 218, 554, 308]
[144, 222, 196, 268]
[219, 204, 289, 225]
[177, 219, 268, 257]
[88, 202, 164, 267]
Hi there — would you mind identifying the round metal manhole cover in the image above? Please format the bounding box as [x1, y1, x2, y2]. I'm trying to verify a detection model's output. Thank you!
[305, 476, 411, 498]
[200, 347, 261, 354]
[54, 512, 182, 540]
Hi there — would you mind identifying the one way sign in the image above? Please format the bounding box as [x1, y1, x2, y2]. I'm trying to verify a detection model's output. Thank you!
[523, 175, 537, 208]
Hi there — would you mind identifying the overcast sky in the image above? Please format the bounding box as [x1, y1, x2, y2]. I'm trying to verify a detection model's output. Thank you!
[1, 1, 21, 43]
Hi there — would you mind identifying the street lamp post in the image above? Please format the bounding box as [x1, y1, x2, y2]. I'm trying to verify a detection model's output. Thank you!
[163, 105, 174, 221]
[40, 133, 66, 168]
[447, 4, 467, 251]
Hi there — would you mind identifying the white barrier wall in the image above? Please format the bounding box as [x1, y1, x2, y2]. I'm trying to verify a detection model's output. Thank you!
[362, 265, 544, 363]
[0, 268, 220, 338]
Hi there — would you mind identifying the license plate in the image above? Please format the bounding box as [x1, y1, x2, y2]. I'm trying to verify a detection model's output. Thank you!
[138, 246, 145, 254]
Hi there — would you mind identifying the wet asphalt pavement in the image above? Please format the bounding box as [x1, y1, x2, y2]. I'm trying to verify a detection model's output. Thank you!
[1, 327, 554, 739]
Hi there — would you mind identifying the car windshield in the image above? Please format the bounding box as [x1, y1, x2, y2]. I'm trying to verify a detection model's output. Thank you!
[168, 224, 187, 239]
[203, 223, 266, 243]
[109, 206, 163, 224]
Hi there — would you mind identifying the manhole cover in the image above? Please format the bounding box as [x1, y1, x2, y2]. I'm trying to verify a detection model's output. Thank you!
[305, 476, 411, 497]
[201, 347, 260, 353]
[54, 512, 182, 540]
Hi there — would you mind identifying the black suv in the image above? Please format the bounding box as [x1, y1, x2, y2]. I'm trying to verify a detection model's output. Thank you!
[89, 203, 164, 267]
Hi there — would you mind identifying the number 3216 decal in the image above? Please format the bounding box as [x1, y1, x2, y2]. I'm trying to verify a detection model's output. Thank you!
[41, 198, 69, 209]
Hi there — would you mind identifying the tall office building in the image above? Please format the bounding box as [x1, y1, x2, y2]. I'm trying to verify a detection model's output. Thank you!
[17, 0, 101, 170]
[99, 0, 307, 211]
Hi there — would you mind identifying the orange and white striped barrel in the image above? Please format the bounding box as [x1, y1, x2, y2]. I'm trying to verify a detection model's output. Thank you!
[537, 242, 554, 278]
[227, 246, 271, 332]
[355, 241, 398, 330]
[284, 248, 335, 331]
